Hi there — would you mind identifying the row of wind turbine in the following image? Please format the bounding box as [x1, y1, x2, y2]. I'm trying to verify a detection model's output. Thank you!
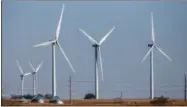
[15, 4, 172, 101]
[16, 60, 43, 96]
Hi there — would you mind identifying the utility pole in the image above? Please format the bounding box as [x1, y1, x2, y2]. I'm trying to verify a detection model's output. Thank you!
[69, 76, 72, 104]
[185, 73, 186, 102]
[120, 92, 123, 99]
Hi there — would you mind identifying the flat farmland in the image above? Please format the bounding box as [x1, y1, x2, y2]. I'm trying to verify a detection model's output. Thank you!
[2, 98, 187, 106]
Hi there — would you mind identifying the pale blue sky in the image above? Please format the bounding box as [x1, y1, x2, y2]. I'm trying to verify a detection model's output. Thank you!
[2, 1, 187, 99]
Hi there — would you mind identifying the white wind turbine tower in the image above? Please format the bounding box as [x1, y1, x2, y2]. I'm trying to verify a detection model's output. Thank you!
[16, 60, 32, 96]
[33, 4, 75, 98]
[29, 61, 43, 96]
[79, 26, 115, 99]
[141, 12, 172, 99]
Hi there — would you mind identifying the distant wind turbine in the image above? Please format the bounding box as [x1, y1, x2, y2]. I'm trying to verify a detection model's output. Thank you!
[33, 4, 75, 98]
[29, 61, 43, 96]
[79, 26, 115, 99]
[16, 60, 32, 96]
[141, 12, 172, 99]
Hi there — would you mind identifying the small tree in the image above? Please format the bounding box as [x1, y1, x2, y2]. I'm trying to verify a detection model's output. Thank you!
[84, 93, 96, 99]
[35, 93, 44, 98]
[44, 93, 53, 99]
[23, 94, 34, 99]
[150, 95, 169, 105]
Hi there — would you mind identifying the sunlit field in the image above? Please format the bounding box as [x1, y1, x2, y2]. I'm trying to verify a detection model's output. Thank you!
[2, 98, 187, 106]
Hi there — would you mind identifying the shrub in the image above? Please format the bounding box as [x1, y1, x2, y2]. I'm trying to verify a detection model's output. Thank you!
[44, 93, 53, 99]
[35, 93, 44, 98]
[23, 94, 34, 99]
[84, 93, 96, 99]
[11, 94, 23, 99]
[150, 95, 169, 105]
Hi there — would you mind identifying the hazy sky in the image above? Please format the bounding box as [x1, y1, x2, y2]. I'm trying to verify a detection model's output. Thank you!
[2, 1, 187, 99]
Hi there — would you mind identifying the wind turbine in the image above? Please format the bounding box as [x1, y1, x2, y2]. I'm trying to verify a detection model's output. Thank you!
[16, 60, 32, 96]
[29, 61, 43, 96]
[79, 26, 115, 99]
[141, 12, 172, 99]
[33, 4, 75, 98]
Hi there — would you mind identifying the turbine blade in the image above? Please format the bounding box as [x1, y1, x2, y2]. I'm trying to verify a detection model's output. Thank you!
[155, 45, 172, 61]
[142, 46, 154, 63]
[24, 72, 32, 76]
[79, 28, 98, 44]
[57, 42, 76, 73]
[98, 47, 104, 81]
[16, 60, 24, 74]
[56, 4, 65, 40]
[33, 40, 55, 47]
[29, 61, 35, 72]
[99, 26, 115, 45]
[151, 12, 155, 43]
[35, 61, 43, 72]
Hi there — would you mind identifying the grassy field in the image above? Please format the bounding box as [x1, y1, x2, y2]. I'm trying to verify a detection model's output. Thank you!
[2, 98, 187, 106]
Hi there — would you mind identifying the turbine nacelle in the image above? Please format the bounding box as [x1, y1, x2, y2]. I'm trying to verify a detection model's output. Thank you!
[32, 72, 36, 75]
[92, 44, 99, 48]
[148, 44, 153, 47]
[20, 75, 24, 78]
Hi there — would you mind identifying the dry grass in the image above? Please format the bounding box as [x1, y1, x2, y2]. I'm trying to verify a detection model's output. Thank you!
[2, 98, 187, 106]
